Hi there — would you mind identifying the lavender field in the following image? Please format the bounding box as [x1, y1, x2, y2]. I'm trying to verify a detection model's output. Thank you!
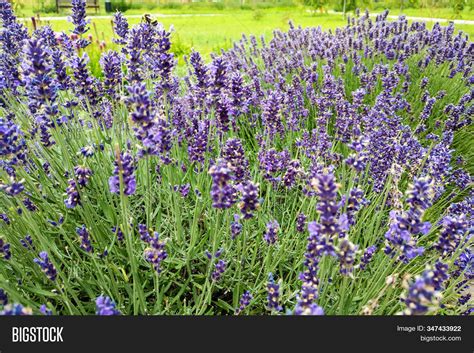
[0, 0, 472, 315]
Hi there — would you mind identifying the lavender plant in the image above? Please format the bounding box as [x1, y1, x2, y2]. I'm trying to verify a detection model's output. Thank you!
[0, 7, 472, 316]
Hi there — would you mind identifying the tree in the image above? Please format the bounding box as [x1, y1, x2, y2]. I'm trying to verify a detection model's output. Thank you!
[305, 0, 328, 14]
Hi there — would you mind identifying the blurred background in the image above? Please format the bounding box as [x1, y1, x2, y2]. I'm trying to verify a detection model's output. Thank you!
[6, 0, 473, 74]
[8, 0, 474, 18]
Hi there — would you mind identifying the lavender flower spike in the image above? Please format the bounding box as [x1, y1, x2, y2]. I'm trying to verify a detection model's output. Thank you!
[69, 0, 90, 35]
[95, 296, 121, 315]
[109, 150, 137, 196]
[34, 252, 57, 281]
[235, 291, 253, 315]
[264, 220, 279, 245]
[208, 159, 236, 209]
[267, 273, 282, 312]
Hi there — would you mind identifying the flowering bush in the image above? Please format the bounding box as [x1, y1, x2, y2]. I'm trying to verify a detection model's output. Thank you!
[0, 2, 472, 315]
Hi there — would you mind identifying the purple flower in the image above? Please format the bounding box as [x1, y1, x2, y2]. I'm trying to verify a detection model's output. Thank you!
[267, 273, 282, 312]
[205, 248, 223, 260]
[69, 0, 90, 36]
[126, 83, 154, 137]
[142, 116, 172, 160]
[235, 290, 252, 315]
[109, 150, 136, 196]
[76, 225, 93, 253]
[0, 303, 32, 315]
[152, 27, 175, 96]
[229, 72, 247, 117]
[95, 296, 120, 315]
[237, 181, 260, 219]
[187, 119, 210, 165]
[294, 279, 324, 316]
[435, 215, 468, 257]
[0, 118, 27, 165]
[0, 288, 7, 305]
[112, 11, 129, 45]
[454, 250, 473, 280]
[211, 259, 227, 282]
[100, 50, 123, 99]
[40, 304, 52, 315]
[262, 91, 283, 139]
[384, 177, 433, 263]
[282, 159, 303, 189]
[22, 197, 37, 212]
[311, 173, 344, 237]
[208, 159, 236, 209]
[210, 56, 228, 98]
[402, 263, 448, 315]
[51, 49, 71, 90]
[264, 220, 279, 245]
[174, 184, 190, 198]
[346, 188, 366, 226]
[221, 138, 249, 183]
[294, 302, 324, 315]
[20, 235, 34, 250]
[138, 224, 151, 242]
[70, 53, 101, 104]
[189, 50, 209, 94]
[0, 214, 10, 225]
[338, 238, 358, 276]
[230, 214, 242, 240]
[112, 226, 124, 241]
[80, 145, 96, 157]
[296, 213, 307, 233]
[1, 179, 24, 196]
[359, 245, 377, 271]
[34, 251, 57, 281]
[74, 165, 93, 187]
[21, 38, 57, 119]
[0, 238, 11, 260]
[0, 2, 28, 91]
[64, 179, 80, 208]
[143, 232, 167, 273]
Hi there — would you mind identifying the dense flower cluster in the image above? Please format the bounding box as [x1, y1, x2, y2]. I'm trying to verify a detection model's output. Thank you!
[0, 5, 472, 316]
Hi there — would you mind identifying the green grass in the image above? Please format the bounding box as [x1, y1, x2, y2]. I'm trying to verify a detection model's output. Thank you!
[20, 8, 474, 71]
[23, 10, 349, 64]
[386, 7, 474, 20]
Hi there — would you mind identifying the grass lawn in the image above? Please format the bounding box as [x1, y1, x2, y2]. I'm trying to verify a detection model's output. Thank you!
[385, 7, 474, 20]
[23, 9, 348, 63]
[19, 8, 474, 74]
